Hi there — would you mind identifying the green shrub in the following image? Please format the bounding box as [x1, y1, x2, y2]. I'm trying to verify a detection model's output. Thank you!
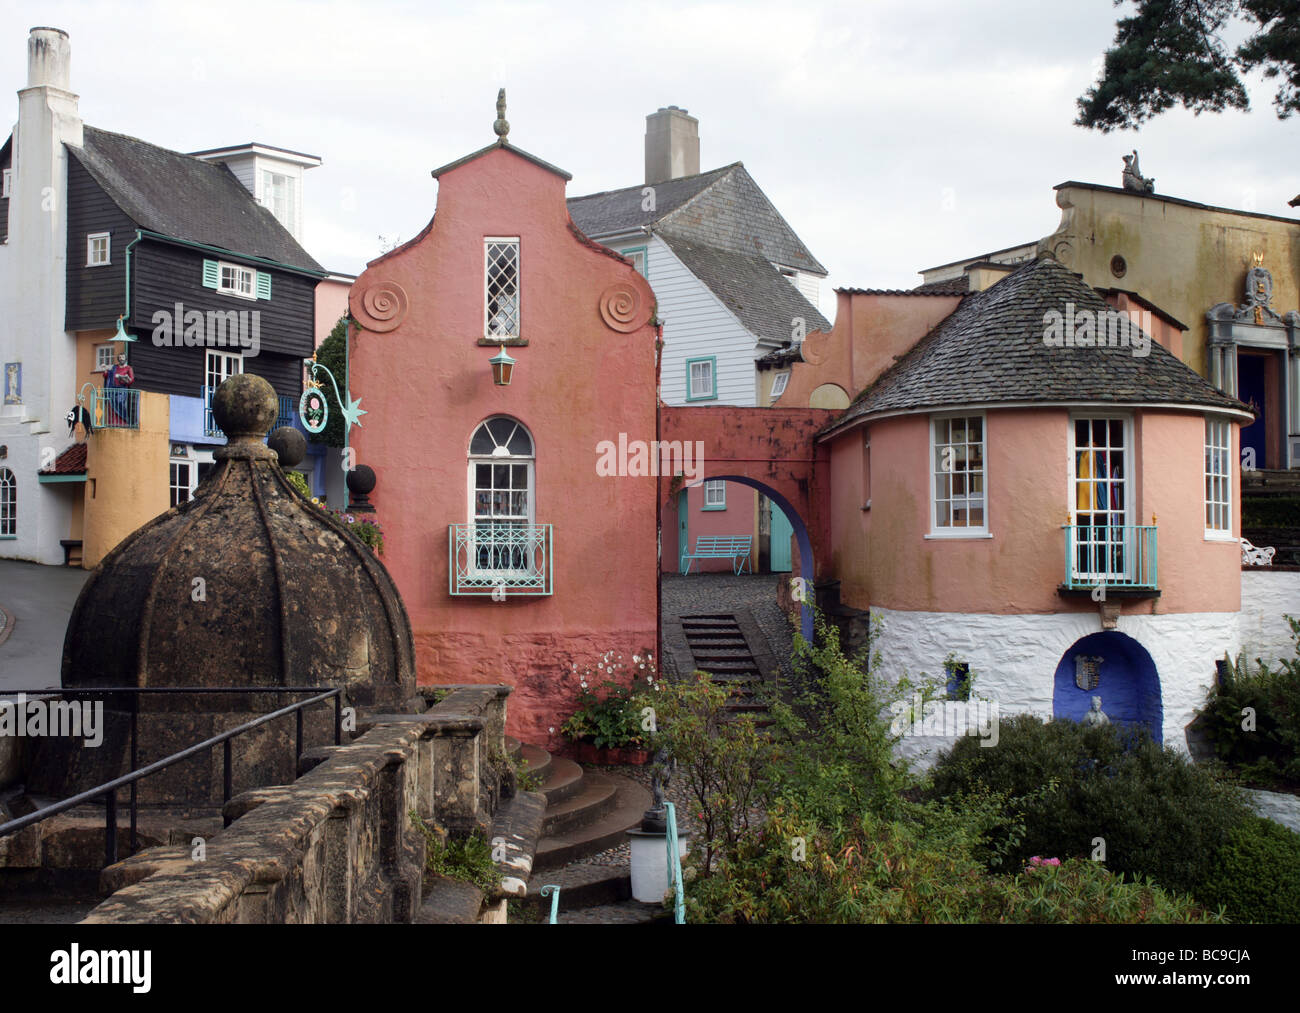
[682, 806, 1220, 924]
[931, 714, 1252, 895]
[1198, 815, 1300, 923]
[283, 469, 311, 498]
[411, 811, 501, 894]
[646, 672, 772, 873]
[1196, 617, 1300, 790]
[768, 613, 924, 829]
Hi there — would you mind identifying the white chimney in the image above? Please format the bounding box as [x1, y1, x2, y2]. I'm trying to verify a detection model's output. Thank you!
[27, 26, 72, 91]
[645, 106, 700, 185]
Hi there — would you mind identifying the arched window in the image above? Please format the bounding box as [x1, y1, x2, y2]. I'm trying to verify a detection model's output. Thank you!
[0, 468, 15, 537]
[468, 417, 535, 573]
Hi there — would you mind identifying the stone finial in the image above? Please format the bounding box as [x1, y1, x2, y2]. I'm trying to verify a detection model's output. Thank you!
[212, 373, 278, 441]
[269, 426, 306, 468]
[493, 88, 510, 142]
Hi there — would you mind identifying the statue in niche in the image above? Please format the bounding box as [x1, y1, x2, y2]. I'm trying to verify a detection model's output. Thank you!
[1082, 695, 1110, 727]
[1121, 151, 1155, 193]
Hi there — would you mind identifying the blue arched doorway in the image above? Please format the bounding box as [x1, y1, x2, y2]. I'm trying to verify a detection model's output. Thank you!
[1052, 631, 1162, 742]
[699, 474, 814, 642]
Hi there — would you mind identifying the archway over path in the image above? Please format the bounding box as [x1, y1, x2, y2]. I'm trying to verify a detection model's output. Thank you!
[660, 406, 836, 642]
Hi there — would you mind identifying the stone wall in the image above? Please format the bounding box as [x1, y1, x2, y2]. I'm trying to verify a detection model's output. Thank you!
[78, 685, 512, 924]
[1239, 569, 1300, 666]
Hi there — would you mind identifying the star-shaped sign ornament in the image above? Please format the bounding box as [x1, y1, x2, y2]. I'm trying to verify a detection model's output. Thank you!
[341, 394, 367, 428]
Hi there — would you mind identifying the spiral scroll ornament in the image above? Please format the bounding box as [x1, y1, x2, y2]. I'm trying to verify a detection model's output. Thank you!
[598, 282, 648, 333]
[352, 281, 409, 333]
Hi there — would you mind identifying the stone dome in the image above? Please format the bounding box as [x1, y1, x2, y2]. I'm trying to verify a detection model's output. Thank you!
[61, 373, 416, 707]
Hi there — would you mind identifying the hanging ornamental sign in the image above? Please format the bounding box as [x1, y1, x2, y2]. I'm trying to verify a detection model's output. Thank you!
[300, 351, 366, 435]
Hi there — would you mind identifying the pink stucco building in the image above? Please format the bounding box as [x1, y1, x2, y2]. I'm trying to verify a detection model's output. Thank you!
[345, 113, 659, 746]
[797, 257, 1256, 755]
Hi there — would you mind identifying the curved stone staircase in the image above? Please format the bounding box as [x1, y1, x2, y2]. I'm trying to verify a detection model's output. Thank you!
[506, 738, 650, 873]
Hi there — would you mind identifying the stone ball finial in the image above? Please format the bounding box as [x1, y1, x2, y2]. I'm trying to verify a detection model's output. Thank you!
[493, 87, 510, 142]
[212, 373, 278, 439]
[268, 426, 306, 468]
[346, 463, 377, 496]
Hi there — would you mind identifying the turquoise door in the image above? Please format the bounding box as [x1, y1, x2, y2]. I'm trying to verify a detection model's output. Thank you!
[678, 490, 689, 573]
[770, 501, 793, 572]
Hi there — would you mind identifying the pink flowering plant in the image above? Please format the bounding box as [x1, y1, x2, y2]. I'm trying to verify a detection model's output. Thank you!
[329, 507, 384, 554]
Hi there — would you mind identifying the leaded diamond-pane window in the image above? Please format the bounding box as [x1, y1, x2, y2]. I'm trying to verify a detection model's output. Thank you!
[485, 239, 520, 338]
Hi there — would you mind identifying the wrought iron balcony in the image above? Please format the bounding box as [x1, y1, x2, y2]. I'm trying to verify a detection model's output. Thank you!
[88, 387, 140, 430]
[449, 523, 553, 596]
[1062, 524, 1158, 591]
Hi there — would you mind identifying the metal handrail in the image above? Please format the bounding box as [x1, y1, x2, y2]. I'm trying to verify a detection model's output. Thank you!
[0, 686, 343, 868]
[665, 801, 685, 924]
[1062, 523, 1158, 589]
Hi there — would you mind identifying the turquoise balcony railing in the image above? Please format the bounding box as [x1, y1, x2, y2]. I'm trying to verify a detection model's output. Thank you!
[1063, 524, 1158, 590]
[449, 523, 553, 596]
[89, 387, 140, 430]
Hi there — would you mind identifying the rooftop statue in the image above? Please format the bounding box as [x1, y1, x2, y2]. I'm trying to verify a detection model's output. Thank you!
[1121, 150, 1155, 193]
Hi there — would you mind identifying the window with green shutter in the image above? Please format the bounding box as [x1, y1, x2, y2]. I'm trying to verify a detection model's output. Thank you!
[202, 259, 220, 289]
[255, 271, 271, 300]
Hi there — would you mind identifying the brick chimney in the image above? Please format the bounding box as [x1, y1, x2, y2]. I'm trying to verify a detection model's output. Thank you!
[645, 106, 699, 185]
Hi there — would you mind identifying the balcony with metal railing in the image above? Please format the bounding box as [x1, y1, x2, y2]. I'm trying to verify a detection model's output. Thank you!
[1061, 523, 1158, 593]
[449, 523, 553, 596]
[87, 387, 140, 430]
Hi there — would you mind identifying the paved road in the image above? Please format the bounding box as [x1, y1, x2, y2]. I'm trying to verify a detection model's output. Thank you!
[0, 559, 90, 691]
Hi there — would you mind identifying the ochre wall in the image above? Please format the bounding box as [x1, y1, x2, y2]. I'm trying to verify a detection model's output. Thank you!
[830, 406, 1241, 616]
[783, 290, 962, 407]
[82, 391, 170, 567]
[346, 144, 659, 747]
[1047, 185, 1300, 378]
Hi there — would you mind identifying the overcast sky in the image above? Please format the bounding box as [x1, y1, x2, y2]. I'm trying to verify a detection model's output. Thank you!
[3, 1, 1297, 318]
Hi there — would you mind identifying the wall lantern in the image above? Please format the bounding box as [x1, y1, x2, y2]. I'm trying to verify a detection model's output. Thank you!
[489, 345, 516, 386]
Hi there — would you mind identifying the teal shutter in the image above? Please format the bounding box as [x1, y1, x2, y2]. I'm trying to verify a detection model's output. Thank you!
[202, 259, 219, 289]
[255, 271, 272, 300]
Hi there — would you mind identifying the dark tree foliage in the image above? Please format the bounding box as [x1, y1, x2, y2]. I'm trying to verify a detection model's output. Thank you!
[1077, 0, 1300, 131]
[309, 315, 350, 449]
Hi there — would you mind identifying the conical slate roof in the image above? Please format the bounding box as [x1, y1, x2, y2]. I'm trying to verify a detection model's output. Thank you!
[824, 256, 1249, 437]
[61, 374, 415, 707]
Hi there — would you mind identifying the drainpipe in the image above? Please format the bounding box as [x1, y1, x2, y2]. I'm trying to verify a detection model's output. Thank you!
[655, 320, 663, 672]
[117, 229, 143, 361]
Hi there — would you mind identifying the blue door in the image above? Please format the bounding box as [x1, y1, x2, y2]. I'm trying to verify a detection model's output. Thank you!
[769, 501, 793, 572]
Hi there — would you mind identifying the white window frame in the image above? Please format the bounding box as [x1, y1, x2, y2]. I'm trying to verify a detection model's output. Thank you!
[466, 417, 536, 580]
[93, 343, 116, 373]
[0, 467, 15, 537]
[169, 447, 197, 508]
[686, 357, 716, 401]
[1068, 413, 1135, 581]
[2, 169, 11, 198]
[218, 262, 256, 299]
[484, 237, 520, 339]
[703, 479, 726, 510]
[770, 371, 790, 400]
[86, 232, 111, 267]
[927, 412, 989, 538]
[1205, 416, 1233, 539]
[261, 169, 296, 235]
[205, 349, 244, 389]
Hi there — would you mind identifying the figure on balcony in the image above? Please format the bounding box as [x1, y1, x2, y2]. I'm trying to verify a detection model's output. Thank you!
[104, 353, 134, 389]
[1082, 695, 1110, 727]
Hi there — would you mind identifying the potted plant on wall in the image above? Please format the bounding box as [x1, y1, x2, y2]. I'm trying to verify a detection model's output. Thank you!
[559, 651, 659, 764]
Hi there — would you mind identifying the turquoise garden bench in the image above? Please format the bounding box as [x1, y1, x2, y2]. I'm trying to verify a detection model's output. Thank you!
[680, 535, 752, 575]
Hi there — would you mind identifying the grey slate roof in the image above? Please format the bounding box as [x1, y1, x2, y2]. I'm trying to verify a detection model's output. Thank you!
[662, 233, 830, 343]
[825, 256, 1248, 437]
[567, 164, 736, 237]
[67, 126, 324, 274]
